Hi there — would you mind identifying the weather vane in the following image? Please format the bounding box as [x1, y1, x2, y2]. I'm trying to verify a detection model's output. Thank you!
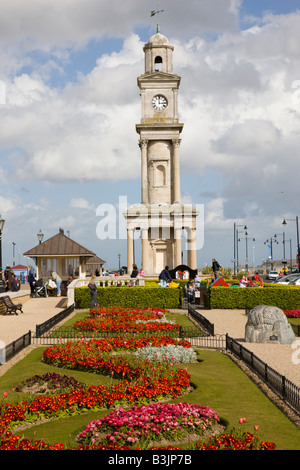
[150, 4, 164, 33]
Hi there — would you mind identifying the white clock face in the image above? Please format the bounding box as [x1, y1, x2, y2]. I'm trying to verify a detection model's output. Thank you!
[152, 95, 168, 111]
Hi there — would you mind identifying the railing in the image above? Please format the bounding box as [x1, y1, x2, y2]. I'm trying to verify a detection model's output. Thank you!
[187, 304, 214, 336]
[2, 332, 32, 363]
[0, 304, 74, 365]
[226, 335, 300, 415]
[32, 324, 205, 345]
[35, 304, 75, 337]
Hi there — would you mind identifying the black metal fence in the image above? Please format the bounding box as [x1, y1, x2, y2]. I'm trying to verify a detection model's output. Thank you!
[3, 332, 32, 362]
[35, 304, 75, 337]
[32, 324, 206, 345]
[226, 334, 300, 415]
[187, 304, 214, 335]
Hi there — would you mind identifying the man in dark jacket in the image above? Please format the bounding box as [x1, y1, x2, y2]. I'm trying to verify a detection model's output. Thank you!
[159, 266, 172, 286]
[212, 259, 221, 279]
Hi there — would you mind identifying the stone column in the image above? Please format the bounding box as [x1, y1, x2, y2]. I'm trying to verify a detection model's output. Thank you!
[139, 139, 148, 204]
[141, 228, 149, 273]
[127, 228, 134, 273]
[187, 228, 197, 269]
[174, 227, 182, 267]
[172, 139, 181, 204]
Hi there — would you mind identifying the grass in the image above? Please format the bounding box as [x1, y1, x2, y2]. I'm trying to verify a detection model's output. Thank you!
[0, 345, 299, 450]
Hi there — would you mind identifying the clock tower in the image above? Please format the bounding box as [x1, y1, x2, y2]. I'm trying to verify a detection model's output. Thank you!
[125, 31, 198, 275]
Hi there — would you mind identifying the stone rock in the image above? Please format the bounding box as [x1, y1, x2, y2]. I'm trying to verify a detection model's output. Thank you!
[245, 305, 296, 344]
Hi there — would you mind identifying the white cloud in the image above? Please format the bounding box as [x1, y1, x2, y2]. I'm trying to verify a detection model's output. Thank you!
[0, 2, 300, 268]
[70, 197, 94, 210]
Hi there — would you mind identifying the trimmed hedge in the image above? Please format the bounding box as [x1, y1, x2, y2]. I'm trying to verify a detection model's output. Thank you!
[75, 286, 182, 309]
[209, 285, 300, 310]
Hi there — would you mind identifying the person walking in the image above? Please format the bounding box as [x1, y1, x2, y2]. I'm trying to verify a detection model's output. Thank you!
[88, 276, 98, 308]
[51, 271, 62, 296]
[187, 282, 195, 303]
[211, 259, 221, 279]
[28, 264, 36, 296]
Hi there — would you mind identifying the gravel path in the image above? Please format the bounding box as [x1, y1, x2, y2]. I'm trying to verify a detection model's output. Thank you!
[202, 309, 300, 388]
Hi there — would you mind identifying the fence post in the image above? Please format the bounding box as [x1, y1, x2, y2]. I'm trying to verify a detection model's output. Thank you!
[264, 363, 268, 382]
[282, 376, 286, 399]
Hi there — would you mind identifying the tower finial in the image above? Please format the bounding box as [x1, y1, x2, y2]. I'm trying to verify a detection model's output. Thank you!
[150, 4, 164, 33]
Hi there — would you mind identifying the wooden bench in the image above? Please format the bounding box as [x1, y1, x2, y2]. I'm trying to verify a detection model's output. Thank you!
[0, 295, 23, 315]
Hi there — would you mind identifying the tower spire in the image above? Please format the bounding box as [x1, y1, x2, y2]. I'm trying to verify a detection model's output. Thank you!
[150, 5, 164, 33]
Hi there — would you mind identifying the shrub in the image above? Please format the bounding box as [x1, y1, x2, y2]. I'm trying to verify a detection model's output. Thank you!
[75, 286, 182, 309]
[209, 286, 300, 309]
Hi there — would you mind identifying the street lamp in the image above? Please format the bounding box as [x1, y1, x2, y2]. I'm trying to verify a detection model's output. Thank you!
[238, 232, 255, 271]
[234, 223, 247, 275]
[12, 242, 16, 266]
[118, 253, 121, 270]
[264, 237, 278, 270]
[274, 232, 287, 271]
[282, 217, 300, 272]
[0, 215, 5, 292]
[37, 229, 44, 244]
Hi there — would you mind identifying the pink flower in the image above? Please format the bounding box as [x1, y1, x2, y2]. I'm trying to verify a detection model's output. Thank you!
[254, 425, 259, 431]
[3, 392, 8, 398]
[239, 418, 246, 424]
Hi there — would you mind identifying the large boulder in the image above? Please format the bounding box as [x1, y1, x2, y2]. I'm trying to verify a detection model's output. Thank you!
[245, 305, 296, 344]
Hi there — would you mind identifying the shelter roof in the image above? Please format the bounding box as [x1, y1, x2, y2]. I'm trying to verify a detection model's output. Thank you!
[23, 232, 96, 258]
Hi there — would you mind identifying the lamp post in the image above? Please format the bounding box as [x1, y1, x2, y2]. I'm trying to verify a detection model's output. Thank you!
[274, 232, 287, 273]
[234, 223, 247, 275]
[238, 232, 255, 271]
[37, 229, 44, 244]
[12, 242, 16, 266]
[118, 253, 121, 271]
[0, 215, 5, 292]
[264, 237, 278, 270]
[282, 217, 300, 272]
[286, 238, 293, 268]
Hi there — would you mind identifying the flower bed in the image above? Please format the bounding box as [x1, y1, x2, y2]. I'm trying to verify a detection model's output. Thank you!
[77, 402, 220, 448]
[284, 309, 300, 318]
[75, 307, 180, 333]
[0, 306, 276, 450]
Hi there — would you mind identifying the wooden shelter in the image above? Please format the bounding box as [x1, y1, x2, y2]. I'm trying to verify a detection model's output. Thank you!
[23, 230, 97, 280]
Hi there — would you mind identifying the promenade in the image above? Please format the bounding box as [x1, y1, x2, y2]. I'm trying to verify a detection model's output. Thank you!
[0, 293, 68, 344]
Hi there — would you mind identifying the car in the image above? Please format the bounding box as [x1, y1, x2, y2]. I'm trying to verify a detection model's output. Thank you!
[274, 274, 300, 285]
[289, 277, 300, 286]
[266, 270, 279, 280]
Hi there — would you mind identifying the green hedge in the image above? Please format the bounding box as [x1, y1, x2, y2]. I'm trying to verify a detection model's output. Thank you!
[75, 286, 182, 309]
[209, 286, 300, 310]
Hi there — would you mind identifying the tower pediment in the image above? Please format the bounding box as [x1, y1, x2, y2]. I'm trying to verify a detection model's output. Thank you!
[138, 72, 181, 88]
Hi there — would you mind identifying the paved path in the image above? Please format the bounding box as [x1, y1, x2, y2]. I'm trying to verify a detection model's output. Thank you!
[0, 296, 68, 344]
[201, 308, 300, 388]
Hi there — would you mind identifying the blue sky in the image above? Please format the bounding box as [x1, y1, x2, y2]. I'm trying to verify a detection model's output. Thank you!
[0, 0, 300, 272]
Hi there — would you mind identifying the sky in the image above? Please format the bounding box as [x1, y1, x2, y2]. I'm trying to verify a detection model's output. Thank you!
[0, 0, 300, 272]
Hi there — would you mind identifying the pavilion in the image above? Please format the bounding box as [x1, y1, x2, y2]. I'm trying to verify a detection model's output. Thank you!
[23, 229, 99, 281]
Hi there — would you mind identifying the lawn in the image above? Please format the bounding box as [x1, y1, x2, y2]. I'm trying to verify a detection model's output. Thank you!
[0, 343, 299, 450]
